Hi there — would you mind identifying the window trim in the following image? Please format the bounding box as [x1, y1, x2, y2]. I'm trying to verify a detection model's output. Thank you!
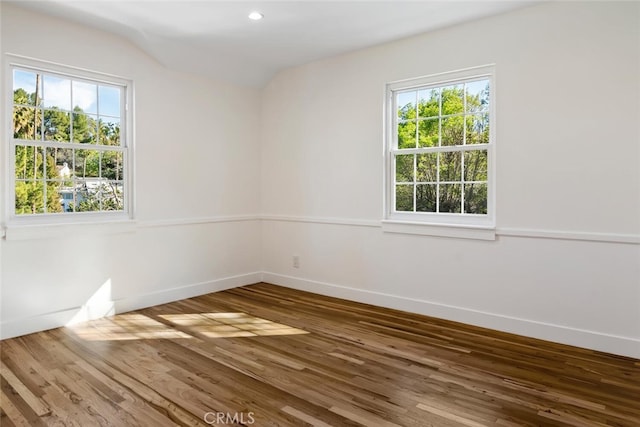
[383, 65, 496, 239]
[3, 54, 135, 227]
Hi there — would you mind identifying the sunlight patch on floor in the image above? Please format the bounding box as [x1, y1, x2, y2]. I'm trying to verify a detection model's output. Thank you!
[159, 312, 309, 338]
[68, 312, 308, 340]
[69, 313, 193, 341]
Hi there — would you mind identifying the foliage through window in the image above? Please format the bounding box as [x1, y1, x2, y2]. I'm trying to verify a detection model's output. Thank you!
[386, 67, 494, 226]
[10, 64, 129, 217]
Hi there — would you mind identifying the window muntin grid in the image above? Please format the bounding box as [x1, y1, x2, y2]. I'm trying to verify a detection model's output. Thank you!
[391, 77, 491, 217]
[10, 65, 128, 216]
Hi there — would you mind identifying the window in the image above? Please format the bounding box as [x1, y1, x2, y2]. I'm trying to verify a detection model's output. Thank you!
[7, 57, 132, 223]
[384, 65, 495, 236]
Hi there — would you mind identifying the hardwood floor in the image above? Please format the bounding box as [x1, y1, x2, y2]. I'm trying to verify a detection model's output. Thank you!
[1, 283, 639, 426]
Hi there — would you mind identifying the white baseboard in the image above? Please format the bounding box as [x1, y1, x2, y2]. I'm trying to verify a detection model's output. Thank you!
[3, 270, 638, 359]
[0, 307, 84, 341]
[0, 272, 262, 340]
[113, 272, 262, 314]
[262, 272, 640, 359]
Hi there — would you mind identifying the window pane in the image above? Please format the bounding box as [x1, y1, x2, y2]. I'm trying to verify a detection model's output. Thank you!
[395, 154, 414, 183]
[395, 185, 414, 212]
[439, 151, 462, 182]
[418, 88, 439, 118]
[439, 183, 461, 213]
[465, 79, 490, 113]
[465, 113, 489, 145]
[43, 75, 71, 110]
[101, 182, 124, 211]
[15, 181, 45, 214]
[13, 106, 41, 140]
[52, 147, 74, 181]
[441, 84, 464, 115]
[464, 150, 488, 182]
[418, 118, 438, 148]
[464, 183, 487, 214]
[72, 113, 98, 144]
[45, 180, 63, 214]
[74, 150, 86, 178]
[101, 151, 124, 180]
[441, 116, 464, 146]
[44, 110, 71, 142]
[75, 150, 100, 178]
[416, 153, 437, 182]
[98, 117, 121, 146]
[98, 86, 121, 117]
[76, 187, 101, 212]
[397, 91, 416, 120]
[59, 188, 77, 212]
[15, 146, 30, 180]
[72, 81, 98, 114]
[41, 147, 58, 181]
[13, 70, 41, 106]
[416, 184, 436, 212]
[45, 148, 60, 182]
[53, 147, 76, 212]
[15, 146, 46, 180]
[38, 146, 47, 179]
[397, 120, 416, 149]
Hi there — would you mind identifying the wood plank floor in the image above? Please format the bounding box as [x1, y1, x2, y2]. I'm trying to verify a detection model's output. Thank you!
[1, 283, 639, 426]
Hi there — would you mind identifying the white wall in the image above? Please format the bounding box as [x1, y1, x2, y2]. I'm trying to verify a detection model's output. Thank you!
[0, 3, 262, 338]
[260, 2, 640, 357]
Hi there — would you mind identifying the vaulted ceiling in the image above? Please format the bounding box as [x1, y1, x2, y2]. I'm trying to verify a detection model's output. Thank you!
[11, 1, 537, 87]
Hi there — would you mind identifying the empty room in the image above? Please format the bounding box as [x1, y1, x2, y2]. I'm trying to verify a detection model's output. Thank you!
[1, 0, 639, 426]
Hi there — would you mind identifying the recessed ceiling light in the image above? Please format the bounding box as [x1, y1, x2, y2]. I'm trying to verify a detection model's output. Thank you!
[248, 11, 264, 21]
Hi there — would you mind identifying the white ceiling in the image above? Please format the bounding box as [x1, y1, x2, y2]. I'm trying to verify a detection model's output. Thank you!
[11, 1, 537, 87]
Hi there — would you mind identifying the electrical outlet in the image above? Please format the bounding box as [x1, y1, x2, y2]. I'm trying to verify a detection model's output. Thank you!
[292, 255, 300, 268]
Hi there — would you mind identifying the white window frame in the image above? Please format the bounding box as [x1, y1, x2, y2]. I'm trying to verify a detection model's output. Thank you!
[3, 55, 134, 234]
[382, 65, 496, 240]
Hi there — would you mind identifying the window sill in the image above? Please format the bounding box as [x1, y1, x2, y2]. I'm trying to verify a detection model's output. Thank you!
[3, 219, 137, 241]
[381, 220, 496, 240]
